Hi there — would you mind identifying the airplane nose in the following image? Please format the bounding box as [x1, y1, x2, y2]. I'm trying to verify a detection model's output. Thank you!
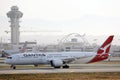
[4, 59, 10, 64]
[5, 56, 13, 64]
[4, 59, 7, 63]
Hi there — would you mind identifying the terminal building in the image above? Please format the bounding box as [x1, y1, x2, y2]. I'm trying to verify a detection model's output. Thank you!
[36, 33, 95, 52]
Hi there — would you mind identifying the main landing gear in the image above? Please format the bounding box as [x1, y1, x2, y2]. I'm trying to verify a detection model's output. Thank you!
[34, 64, 38, 67]
[62, 65, 69, 68]
[54, 65, 69, 69]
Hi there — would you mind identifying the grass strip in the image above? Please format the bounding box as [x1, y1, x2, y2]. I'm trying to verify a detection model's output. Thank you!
[0, 72, 120, 80]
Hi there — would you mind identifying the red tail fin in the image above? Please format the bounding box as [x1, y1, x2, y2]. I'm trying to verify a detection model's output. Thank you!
[97, 35, 114, 55]
[89, 35, 114, 63]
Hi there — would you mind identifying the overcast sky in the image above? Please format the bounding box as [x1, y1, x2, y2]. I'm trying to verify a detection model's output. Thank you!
[0, 0, 120, 44]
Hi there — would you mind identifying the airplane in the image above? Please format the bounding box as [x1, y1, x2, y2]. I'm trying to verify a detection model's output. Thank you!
[1, 41, 27, 57]
[5, 35, 114, 69]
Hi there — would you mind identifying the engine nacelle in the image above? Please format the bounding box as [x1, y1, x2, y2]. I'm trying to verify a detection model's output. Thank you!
[50, 59, 63, 68]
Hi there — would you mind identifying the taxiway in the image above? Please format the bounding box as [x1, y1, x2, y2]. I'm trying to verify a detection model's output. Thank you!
[0, 64, 120, 74]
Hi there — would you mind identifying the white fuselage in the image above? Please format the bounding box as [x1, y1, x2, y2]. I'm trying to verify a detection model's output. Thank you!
[5, 51, 97, 65]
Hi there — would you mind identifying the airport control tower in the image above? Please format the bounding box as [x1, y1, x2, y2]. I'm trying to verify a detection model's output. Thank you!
[7, 6, 23, 49]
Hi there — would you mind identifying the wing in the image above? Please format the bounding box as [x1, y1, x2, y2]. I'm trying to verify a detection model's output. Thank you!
[63, 57, 86, 63]
[63, 58, 76, 63]
[62, 56, 89, 63]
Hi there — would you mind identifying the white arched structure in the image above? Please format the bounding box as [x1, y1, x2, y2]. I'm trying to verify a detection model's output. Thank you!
[58, 33, 91, 52]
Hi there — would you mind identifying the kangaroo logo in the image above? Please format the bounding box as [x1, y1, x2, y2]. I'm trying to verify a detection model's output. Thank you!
[99, 43, 111, 56]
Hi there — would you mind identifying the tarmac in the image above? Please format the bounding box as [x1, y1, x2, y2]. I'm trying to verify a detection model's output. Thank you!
[0, 64, 120, 74]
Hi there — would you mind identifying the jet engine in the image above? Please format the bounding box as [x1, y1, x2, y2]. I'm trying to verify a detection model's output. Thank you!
[50, 59, 63, 68]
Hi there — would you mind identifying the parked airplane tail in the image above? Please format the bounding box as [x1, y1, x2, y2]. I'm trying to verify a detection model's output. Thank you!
[19, 41, 27, 53]
[89, 35, 114, 63]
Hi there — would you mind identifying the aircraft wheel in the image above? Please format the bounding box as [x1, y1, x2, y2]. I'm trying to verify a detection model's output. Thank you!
[13, 66, 16, 69]
[10, 65, 16, 69]
[63, 65, 69, 68]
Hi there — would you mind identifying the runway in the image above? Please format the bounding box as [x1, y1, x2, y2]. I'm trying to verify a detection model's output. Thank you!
[0, 68, 120, 74]
[0, 64, 120, 74]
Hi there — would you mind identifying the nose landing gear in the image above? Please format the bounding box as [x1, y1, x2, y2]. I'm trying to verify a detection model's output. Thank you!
[10, 65, 16, 69]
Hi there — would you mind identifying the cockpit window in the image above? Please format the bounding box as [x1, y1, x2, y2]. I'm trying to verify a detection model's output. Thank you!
[7, 57, 12, 59]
